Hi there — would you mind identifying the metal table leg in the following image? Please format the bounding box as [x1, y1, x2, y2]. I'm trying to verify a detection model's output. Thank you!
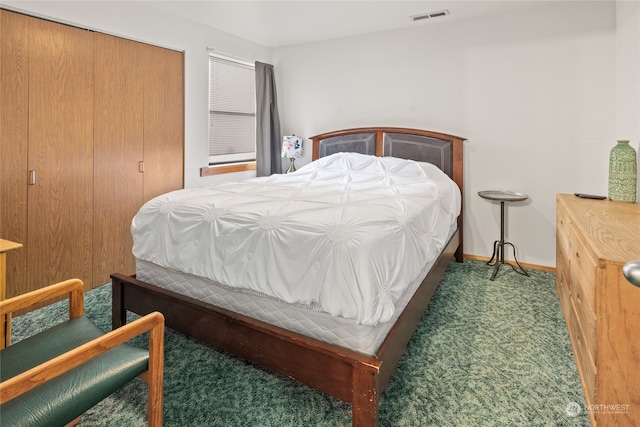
[485, 200, 529, 281]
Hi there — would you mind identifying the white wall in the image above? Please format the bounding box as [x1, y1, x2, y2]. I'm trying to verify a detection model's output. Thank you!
[274, 1, 617, 268]
[5, 1, 627, 268]
[3, 0, 271, 188]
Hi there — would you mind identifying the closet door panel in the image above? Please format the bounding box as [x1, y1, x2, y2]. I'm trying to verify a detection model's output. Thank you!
[2, 11, 183, 293]
[93, 33, 144, 284]
[27, 18, 94, 289]
[0, 11, 30, 297]
[143, 45, 184, 201]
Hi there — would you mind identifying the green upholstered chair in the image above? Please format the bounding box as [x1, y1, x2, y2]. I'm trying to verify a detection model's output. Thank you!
[0, 279, 164, 427]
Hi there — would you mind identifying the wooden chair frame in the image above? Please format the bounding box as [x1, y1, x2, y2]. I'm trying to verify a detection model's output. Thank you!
[0, 279, 165, 426]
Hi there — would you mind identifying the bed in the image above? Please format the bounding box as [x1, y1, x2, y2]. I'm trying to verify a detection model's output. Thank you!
[111, 126, 466, 426]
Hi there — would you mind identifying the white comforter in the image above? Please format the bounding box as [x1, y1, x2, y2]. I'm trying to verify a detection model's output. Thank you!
[132, 152, 461, 325]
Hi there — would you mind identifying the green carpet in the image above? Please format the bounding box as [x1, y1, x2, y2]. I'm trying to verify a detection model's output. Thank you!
[9, 260, 590, 426]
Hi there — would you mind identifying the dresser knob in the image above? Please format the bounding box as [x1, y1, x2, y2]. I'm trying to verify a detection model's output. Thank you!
[623, 260, 640, 287]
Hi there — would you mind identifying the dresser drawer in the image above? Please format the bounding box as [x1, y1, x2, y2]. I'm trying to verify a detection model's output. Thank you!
[556, 237, 571, 294]
[556, 211, 572, 260]
[568, 300, 596, 407]
[568, 227, 597, 314]
[556, 273, 571, 325]
[567, 225, 598, 366]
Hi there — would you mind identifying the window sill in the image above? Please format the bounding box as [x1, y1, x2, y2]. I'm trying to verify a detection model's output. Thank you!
[200, 162, 256, 177]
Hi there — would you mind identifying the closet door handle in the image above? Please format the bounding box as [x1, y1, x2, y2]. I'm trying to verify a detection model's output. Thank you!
[139, 161, 144, 173]
[28, 170, 36, 185]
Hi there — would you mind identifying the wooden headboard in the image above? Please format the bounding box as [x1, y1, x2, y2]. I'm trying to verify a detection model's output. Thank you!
[310, 127, 466, 261]
[310, 127, 465, 190]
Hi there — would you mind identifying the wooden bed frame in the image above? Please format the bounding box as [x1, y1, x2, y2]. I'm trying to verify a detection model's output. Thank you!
[111, 127, 466, 426]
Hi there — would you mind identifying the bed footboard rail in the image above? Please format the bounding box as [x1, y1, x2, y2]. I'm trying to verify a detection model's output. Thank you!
[111, 273, 384, 426]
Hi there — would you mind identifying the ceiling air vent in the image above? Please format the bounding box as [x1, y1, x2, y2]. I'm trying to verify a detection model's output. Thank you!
[410, 10, 450, 22]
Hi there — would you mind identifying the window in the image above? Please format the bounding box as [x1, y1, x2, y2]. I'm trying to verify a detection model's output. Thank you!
[208, 54, 256, 166]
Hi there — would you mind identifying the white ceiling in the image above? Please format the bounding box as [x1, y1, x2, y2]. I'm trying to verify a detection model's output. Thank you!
[141, 1, 546, 48]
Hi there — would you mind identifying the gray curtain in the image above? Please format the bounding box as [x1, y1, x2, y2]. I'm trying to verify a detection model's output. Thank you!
[255, 62, 281, 176]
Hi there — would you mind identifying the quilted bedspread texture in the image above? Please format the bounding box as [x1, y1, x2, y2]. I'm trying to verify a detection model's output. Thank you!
[132, 152, 461, 325]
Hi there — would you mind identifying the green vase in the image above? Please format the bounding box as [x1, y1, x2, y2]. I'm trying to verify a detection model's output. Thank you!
[608, 140, 637, 202]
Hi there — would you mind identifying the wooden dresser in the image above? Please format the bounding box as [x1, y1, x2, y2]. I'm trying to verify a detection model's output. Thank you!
[556, 194, 640, 426]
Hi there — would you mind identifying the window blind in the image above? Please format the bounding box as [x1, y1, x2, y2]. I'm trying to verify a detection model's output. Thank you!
[209, 55, 256, 164]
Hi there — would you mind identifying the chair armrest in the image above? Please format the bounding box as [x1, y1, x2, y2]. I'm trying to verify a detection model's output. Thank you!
[0, 279, 85, 319]
[0, 311, 165, 404]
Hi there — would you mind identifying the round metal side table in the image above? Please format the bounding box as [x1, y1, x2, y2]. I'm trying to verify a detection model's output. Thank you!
[478, 190, 530, 281]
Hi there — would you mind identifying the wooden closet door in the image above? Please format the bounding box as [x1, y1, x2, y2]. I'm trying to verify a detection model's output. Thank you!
[93, 33, 144, 284]
[143, 44, 184, 201]
[27, 17, 94, 290]
[0, 10, 30, 297]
